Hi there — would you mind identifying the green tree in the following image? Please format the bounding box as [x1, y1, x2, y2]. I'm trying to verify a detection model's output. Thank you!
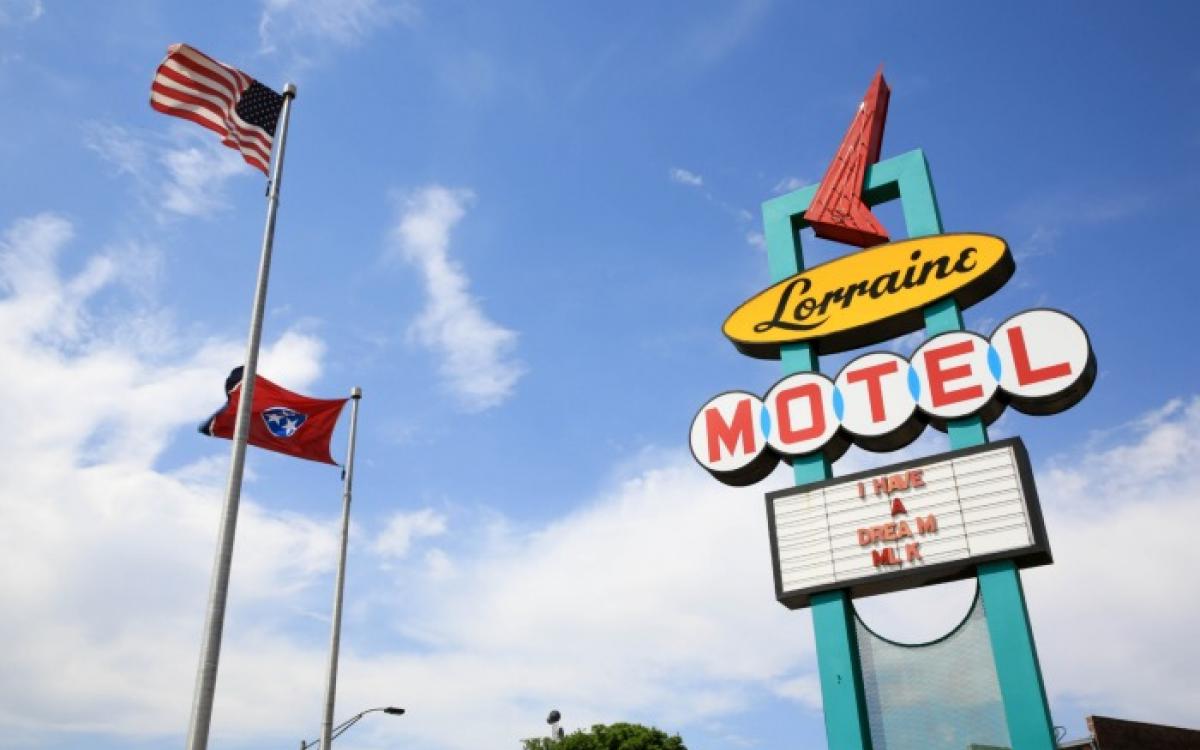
[521, 722, 686, 750]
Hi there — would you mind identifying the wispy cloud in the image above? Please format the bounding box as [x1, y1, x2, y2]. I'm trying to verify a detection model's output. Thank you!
[566, 31, 636, 104]
[772, 674, 823, 710]
[159, 140, 246, 218]
[1006, 186, 1151, 260]
[258, 0, 418, 70]
[1019, 224, 1063, 260]
[773, 176, 807, 194]
[388, 186, 525, 411]
[674, 0, 771, 67]
[670, 167, 764, 250]
[669, 167, 704, 187]
[0, 0, 43, 26]
[84, 122, 152, 179]
[84, 122, 250, 220]
[371, 508, 447, 559]
[435, 48, 502, 105]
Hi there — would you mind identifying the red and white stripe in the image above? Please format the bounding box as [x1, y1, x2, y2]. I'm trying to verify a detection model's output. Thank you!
[150, 44, 274, 174]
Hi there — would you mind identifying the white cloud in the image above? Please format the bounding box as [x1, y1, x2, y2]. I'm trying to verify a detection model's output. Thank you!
[6, 209, 1199, 747]
[258, 0, 418, 64]
[388, 186, 525, 411]
[0, 213, 335, 740]
[371, 508, 447, 559]
[773, 176, 807, 194]
[1025, 398, 1200, 724]
[669, 167, 704, 188]
[0, 0, 42, 26]
[1007, 186, 1150, 260]
[330, 458, 811, 749]
[436, 48, 501, 105]
[0, 209, 807, 744]
[674, 0, 771, 67]
[852, 398, 1200, 730]
[0, 213, 803, 743]
[1017, 224, 1062, 260]
[84, 122, 151, 179]
[422, 546, 454, 580]
[84, 122, 250, 220]
[669, 169, 759, 249]
[160, 140, 247, 218]
[772, 674, 822, 710]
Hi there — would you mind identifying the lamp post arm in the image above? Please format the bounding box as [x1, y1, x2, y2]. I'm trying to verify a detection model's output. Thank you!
[330, 713, 365, 742]
[301, 707, 401, 749]
[301, 712, 362, 750]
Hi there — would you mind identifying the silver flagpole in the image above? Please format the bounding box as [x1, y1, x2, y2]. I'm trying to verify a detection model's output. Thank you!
[185, 81, 297, 750]
[319, 387, 363, 750]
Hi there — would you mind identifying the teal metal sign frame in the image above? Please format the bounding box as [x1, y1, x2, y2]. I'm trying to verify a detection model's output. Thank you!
[760, 148, 1056, 749]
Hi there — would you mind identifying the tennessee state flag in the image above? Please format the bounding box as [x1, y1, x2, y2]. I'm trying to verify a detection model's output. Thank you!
[199, 367, 348, 465]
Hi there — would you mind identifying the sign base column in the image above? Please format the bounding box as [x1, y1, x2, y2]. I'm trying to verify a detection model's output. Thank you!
[978, 560, 1056, 749]
[812, 590, 873, 750]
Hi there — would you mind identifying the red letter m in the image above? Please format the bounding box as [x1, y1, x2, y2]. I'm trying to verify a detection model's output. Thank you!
[705, 399, 756, 462]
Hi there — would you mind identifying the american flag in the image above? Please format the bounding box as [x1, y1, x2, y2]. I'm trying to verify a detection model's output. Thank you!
[150, 43, 284, 175]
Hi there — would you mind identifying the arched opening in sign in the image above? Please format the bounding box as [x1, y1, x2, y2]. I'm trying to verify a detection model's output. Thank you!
[852, 577, 977, 645]
[853, 582, 1011, 749]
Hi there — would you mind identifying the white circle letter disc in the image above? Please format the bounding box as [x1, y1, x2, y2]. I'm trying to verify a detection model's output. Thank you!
[689, 391, 769, 476]
[764, 372, 840, 456]
[911, 331, 998, 420]
[990, 308, 1094, 414]
[835, 352, 917, 439]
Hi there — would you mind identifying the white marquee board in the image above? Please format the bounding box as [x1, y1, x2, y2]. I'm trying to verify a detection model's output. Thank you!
[766, 438, 1050, 609]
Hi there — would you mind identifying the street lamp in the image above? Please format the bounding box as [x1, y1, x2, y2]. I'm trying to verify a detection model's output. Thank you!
[546, 710, 564, 742]
[300, 706, 405, 749]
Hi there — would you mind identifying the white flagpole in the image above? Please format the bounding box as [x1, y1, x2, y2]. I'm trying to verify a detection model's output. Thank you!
[185, 81, 297, 750]
[319, 387, 363, 750]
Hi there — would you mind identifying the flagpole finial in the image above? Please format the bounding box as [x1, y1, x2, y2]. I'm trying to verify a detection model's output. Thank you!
[283, 82, 297, 98]
[351, 386, 362, 399]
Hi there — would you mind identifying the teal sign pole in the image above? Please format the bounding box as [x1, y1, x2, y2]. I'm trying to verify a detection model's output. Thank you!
[761, 148, 1056, 749]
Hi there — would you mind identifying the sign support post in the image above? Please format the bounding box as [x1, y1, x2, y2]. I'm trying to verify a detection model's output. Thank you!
[764, 211, 873, 750]
[761, 148, 1056, 749]
[895, 153, 1057, 750]
[978, 559, 1056, 748]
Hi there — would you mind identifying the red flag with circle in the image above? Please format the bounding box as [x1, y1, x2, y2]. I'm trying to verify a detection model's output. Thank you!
[199, 367, 347, 465]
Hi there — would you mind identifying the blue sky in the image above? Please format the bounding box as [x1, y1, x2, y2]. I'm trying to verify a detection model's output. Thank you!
[1, 1, 1198, 749]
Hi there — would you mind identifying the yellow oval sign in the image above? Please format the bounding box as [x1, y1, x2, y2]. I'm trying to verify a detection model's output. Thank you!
[724, 233, 1013, 358]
